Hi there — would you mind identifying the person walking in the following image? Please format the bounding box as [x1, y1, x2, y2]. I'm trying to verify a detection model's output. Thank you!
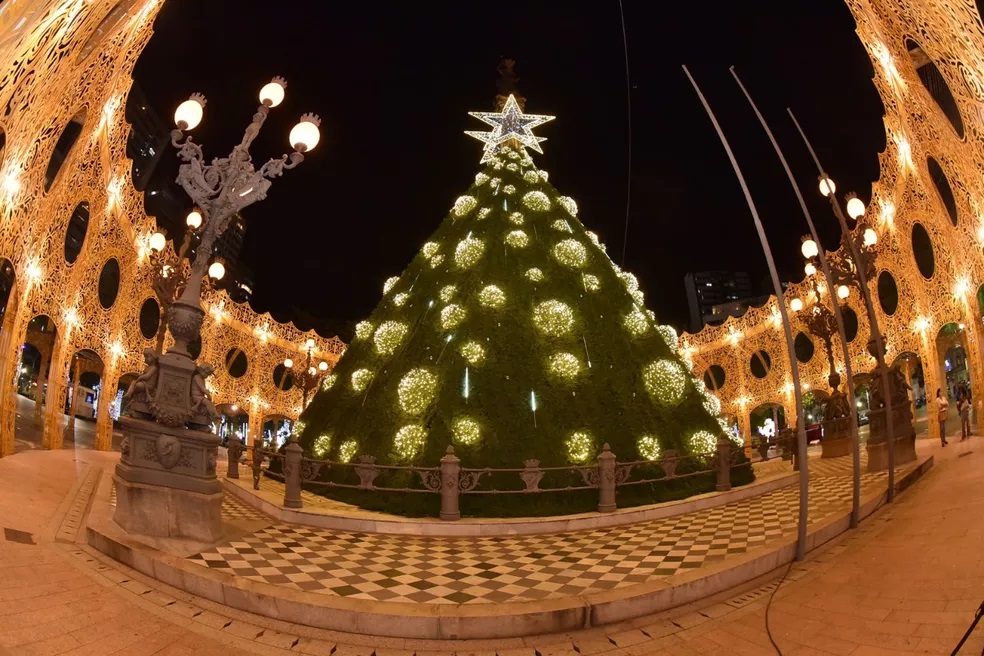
[937, 388, 949, 446]
[957, 391, 972, 441]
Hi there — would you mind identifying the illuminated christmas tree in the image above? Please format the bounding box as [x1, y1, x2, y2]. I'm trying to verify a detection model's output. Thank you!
[300, 74, 746, 514]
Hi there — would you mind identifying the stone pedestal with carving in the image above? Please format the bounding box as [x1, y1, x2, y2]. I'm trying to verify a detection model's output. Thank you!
[820, 416, 852, 458]
[866, 404, 917, 473]
[113, 416, 222, 542]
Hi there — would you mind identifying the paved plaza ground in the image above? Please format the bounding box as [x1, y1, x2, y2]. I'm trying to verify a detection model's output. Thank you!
[1, 400, 982, 653]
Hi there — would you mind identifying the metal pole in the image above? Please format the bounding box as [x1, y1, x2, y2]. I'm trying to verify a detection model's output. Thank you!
[683, 66, 811, 560]
[788, 109, 896, 502]
[731, 69, 862, 528]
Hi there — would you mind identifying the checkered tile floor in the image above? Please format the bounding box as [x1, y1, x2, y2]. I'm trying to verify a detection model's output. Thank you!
[187, 468, 896, 605]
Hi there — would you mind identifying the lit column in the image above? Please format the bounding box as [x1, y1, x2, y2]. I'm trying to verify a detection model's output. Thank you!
[42, 340, 69, 451]
[919, 329, 943, 443]
[901, 356, 915, 419]
[95, 368, 118, 451]
[32, 347, 47, 428]
[64, 357, 82, 443]
[0, 285, 29, 457]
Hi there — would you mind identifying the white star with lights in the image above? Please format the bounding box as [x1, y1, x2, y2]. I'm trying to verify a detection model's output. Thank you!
[465, 94, 555, 163]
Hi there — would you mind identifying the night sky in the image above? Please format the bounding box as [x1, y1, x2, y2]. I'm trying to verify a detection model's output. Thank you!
[133, 0, 885, 336]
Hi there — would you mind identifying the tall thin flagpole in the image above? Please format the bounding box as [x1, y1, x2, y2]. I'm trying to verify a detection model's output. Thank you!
[730, 68, 862, 528]
[788, 108, 896, 502]
[682, 65, 810, 560]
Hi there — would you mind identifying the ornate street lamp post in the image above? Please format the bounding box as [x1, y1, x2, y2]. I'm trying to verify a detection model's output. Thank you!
[790, 109, 919, 498]
[114, 77, 321, 541]
[791, 246, 861, 466]
[145, 209, 226, 353]
[284, 338, 329, 412]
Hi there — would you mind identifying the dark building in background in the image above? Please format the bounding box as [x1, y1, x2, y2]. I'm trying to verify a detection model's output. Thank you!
[125, 82, 169, 191]
[684, 270, 755, 332]
[214, 214, 254, 303]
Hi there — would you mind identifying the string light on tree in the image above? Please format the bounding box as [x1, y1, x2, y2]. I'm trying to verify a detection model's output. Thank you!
[321, 373, 337, 391]
[503, 184, 516, 195]
[623, 309, 650, 337]
[439, 285, 457, 303]
[429, 253, 445, 269]
[689, 430, 717, 454]
[452, 195, 477, 218]
[557, 196, 578, 216]
[454, 236, 485, 269]
[393, 424, 427, 460]
[397, 368, 439, 415]
[509, 212, 525, 225]
[620, 272, 640, 295]
[440, 304, 467, 330]
[566, 430, 594, 463]
[701, 389, 722, 415]
[522, 190, 552, 212]
[642, 360, 687, 405]
[422, 242, 440, 259]
[525, 267, 545, 282]
[354, 321, 374, 340]
[533, 300, 575, 336]
[313, 434, 332, 458]
[656, 325, 679, 349]
[552, 219, 572, 233]
[392, 292, 409, 307]
[383, 276, 400, 295]
[637, 434, 661, 460]
[373, 321, 409, 356]
[459, 340, 485, 366]
[553, 239, 588, 269]
[582, 274, 601, 292]
[523, 170, 539, 184]
[506, 163, 519, 172]
[478, 285, 506, 309]
[350, 368, 374, 392]
[338, 439, 357, 462]
[505, 230, 529, 248]
[548, 352, 582, 381]
[452, 416, 481, 445]
[475, 173, 489, 186]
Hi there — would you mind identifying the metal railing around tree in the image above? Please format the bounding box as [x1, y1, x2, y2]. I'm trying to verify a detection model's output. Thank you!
[225, 437, 755, 520]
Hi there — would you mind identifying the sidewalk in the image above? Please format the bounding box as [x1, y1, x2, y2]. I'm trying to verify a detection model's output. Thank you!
[0, 435, 978, 653]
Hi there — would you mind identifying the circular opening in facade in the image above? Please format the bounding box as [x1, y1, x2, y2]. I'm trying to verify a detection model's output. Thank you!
[703, 364, 726, 391]
[750, 350, 772, 379]
[64, 201, 90, 264]
[225, 348, 248, 378]
[97, 258, 120, 309]
[138, 298, 160, 340]
[927, 157, 959, 226]
[794, 332, 815, 363]
[878, 271, 899, 315]
[911, 223, 935, 279]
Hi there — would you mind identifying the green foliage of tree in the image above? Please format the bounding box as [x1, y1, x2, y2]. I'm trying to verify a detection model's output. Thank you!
[299, 144, 750, 515]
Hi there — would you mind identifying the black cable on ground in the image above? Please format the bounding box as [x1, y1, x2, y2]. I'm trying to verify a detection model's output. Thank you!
[764, 561, 794, 655]
[950, 600, 984, 655]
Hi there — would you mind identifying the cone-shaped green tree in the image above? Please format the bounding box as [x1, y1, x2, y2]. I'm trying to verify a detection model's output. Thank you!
[299, 95, 744, 514]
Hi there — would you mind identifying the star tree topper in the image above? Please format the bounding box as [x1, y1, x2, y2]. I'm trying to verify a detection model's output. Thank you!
[465, 94, 555, 163]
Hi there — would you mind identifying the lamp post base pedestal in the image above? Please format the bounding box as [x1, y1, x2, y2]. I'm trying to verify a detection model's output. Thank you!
[112, 416, 223, 542]
[865, 435, 917, 473]
[112, 475, 223, 543]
